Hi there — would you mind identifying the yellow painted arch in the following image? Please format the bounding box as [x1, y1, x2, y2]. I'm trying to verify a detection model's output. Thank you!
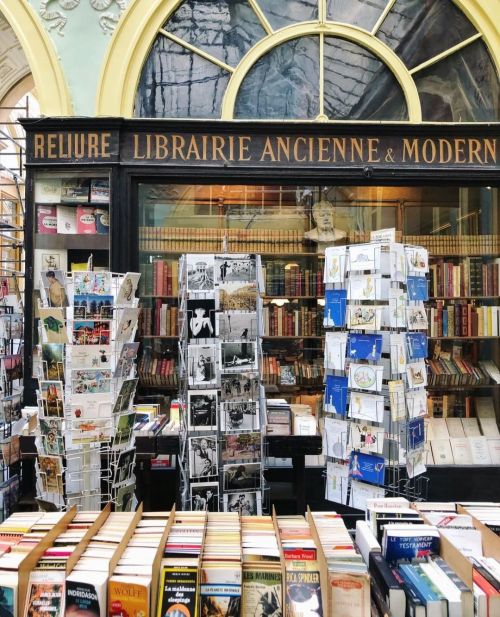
[0, 0, 72, 116]
[96, 0, 500, 119]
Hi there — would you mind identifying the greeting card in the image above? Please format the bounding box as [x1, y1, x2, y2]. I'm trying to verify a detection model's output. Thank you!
[407, 276, 429, 301]
[324, 375, 348, 416]
[348, 363, 383, 392]
[324, 289, 347, 328]
[406, 332, 428, 360]
[347, 334, 382, 361]
[324, 246, 347, 283]
[324, 332, 348, 371]
[348, 392, 384, 423]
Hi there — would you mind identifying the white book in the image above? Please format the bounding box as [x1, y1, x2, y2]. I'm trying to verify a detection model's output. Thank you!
[431, 439, 454, 465]
[479, 361, 500, 384]
[473, 583, 488, 617]
[355, 520, 381, 565]
[468, 436, 492, 465]
[440, 528, 483, 559]
[487, 439, 500, 464]
[475, 397, 496, 418]
[450, 438, 473, 465]
[419, 562, 462, 617]
[478, 416, 500, 438]
[429, 418, 450, 441]
[56, 205, 77, 234]
[461, 418, 481, 437]
[446, 418, 465, 439]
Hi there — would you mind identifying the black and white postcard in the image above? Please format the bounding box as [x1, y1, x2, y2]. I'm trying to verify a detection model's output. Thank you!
[187, 298, 216, 340]
[216, 311, 258, 341]
[220, 401, 260, 432]
[223, 490, 262, 515]
[187, 344, 217, 386]
[186, 254, 215, 292]
[220, 341, 258, 372]
[215, 254, 256, 284]
[191, 482, 219, 512]
[188, 389, 218, 431]
[223, 462, 261, 491]
[113, 447, 135, 487]
[220, 372, 260, 402]
[188, 436, 218, 479]
[218, 281, 258, 312]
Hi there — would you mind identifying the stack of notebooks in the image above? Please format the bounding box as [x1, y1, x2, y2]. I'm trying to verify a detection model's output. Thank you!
[241, 515, 283, 616]
[200, 512, 242, 616]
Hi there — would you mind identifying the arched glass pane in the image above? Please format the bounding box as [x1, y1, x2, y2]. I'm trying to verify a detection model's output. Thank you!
[234, 36, 320, 119]
[323, 37, 408, 120]
[415, 39, 500, 122]
[134, 35, 230, 118]
[327, 0, 387, 31]
[257, 0, 317, 30]
[377, 0, 476, 69]
[163, 1, 266, 67]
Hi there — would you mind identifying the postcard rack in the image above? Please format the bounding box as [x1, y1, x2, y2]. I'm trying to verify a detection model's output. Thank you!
[322, 234, 429, 511]
[34, 269, 141, 511]
[177, 253, 268, 514]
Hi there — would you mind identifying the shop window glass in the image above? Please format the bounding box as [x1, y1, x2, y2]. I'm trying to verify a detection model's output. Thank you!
[234, 36, 320, 120]
[163, 1, 265, 67]
[415, 40, 500, 122]
[327, 0, 387, 31]
[134, 35, 230, 119]
[323, 37, 407, 120]
[377, 0, 477, 69]
[257, 0, 318, 29]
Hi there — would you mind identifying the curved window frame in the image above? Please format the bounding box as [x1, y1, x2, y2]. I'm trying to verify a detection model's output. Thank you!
[132, 0, 499, 123]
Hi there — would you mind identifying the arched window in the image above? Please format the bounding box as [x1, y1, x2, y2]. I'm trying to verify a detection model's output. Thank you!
[134, 0, 499, 122]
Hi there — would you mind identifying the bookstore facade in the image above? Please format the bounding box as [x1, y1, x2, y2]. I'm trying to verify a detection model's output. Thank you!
[12, 0, 500, 511]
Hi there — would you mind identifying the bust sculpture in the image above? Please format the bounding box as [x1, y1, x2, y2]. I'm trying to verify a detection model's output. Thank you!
[304, 199, 347, 251]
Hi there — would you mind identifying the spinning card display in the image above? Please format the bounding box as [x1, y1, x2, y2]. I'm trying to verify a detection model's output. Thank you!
[187, 299, 216, 340]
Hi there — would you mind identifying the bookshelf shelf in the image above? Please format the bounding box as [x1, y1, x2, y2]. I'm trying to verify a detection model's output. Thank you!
[428, 336, 500, 340]
[263, 335, 325, 340]
[139, 249, 325, 258]
[36, 234, 109, 250]
[427, 384, 500, 390]
[429, 296, 499, 301]
[263, 295, 324, 300]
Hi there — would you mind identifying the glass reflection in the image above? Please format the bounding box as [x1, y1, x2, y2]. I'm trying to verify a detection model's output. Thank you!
[415, 40, 499, 122]
[257, 0, 317, 30]
[134, 35, 230, 118]
[234, 36, 320, 119]
[323, 37, 407, 120]
[377, 0, 476, 69]
[163, 0, 266, 67]
[327, 0, 386, 31]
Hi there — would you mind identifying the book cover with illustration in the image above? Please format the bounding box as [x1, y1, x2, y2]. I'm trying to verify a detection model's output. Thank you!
[242, 569, 282, 617]
[108, 575, 150, 617]
[24, 570, 65, 617]
[76, 206, 97, 234]
[157, 560, 199, 617]
[0, 572, 17, 617]
[66, 571, 108, 617]
[199, 584, 241, 617]
[285, 569, 323, 617]
[36, 206, 57, 234]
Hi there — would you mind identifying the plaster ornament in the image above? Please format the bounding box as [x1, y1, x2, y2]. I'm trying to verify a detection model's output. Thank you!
[40, 0, 128, 35]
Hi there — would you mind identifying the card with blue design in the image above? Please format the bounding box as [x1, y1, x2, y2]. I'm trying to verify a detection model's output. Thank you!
[407, 276, 429, 301]
[406, 332, 427, 360]
[347, 333, 382, 362]
[401, 417, 425, 452]
[324, 289, 347, 327]
[349, 451, 385, 485]
[324, 375, 348, 416]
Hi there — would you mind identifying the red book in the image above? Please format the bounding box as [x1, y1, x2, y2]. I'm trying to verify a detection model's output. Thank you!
[472, 569, 500, 615]
[36, 205, 57, 234]
[76, 206, 96, 234]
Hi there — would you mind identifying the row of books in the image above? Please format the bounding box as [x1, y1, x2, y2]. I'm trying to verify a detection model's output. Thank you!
[37, 205, 109, 235]
[263, 262, 324, 297]
[262, 305, 324, 337]
[139, 227, 306, 253]
[428, 411, 499, 439]
[35, 177, 110, 204]
[427, 303, 500, 337]
[137, 355, 178, 387]
[429, 257, 500, 298]
[427, 357, 498, 385]
[429, 436, 500, 465]
[138, 303, 178, 337]
[405, 234, 500, 256]
[263, 357, 324, 386]
[139, 260, 179, 297]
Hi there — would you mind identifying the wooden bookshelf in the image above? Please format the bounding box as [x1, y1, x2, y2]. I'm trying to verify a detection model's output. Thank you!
[427, 384, 500, 390]
[428, 336, 500, 340]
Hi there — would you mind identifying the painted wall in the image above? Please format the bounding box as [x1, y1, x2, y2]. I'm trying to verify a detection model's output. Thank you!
[27, 0, 130, 115]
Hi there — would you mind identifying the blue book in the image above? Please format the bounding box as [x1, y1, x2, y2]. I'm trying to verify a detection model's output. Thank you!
[407, 276, 429, 301]
[324, 289, 347, 327]
[442, 310, 448, 337]
[395, 570, 426, 617]
[347, 334, 382, 361]
[406, 333, 427, 360]
[349, 451, 385, 485]
[324, 375, 348, 416]
[385, 531, 440, 563]
[398, 565, 443, 617]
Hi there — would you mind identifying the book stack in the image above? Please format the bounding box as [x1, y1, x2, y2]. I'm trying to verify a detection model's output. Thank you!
[262, 303, 324, 336]
[139, 259, 179, 297]
[35, 270, 142, 510]
[138, 301, 178, 336]
[323, 235, 430, 509]
[403, 234, 500, 256]
[138, 353, 178, 388]
[179, 253, 265, 513]
[263, 261, 324, 296]
[427, 356, 493, 386]
[241, 514, 283, 616]
[428, 256, 499, 297]
[266, 398, 291, 435]
[427, 302, 500, 337]
[200, 512, 242, 615]
[263, 357, 324, 387]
